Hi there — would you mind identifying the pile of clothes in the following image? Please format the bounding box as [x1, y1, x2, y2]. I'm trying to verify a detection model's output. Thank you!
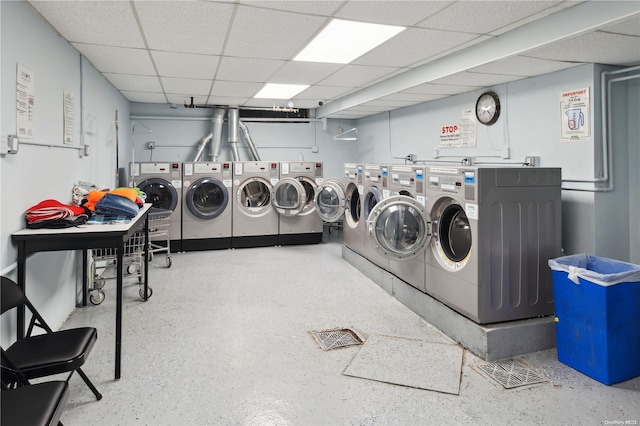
[25, 185, 146, 229]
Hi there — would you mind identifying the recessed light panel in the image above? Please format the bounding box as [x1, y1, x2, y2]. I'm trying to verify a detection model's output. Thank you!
[294, 19, 405, 64]
[254, 83, 310, 99]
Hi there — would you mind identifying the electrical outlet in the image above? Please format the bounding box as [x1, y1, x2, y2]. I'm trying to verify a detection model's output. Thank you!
[147, 142, 156, 149]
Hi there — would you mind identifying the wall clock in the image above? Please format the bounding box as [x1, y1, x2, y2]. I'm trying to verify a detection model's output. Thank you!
[475, 91, 500, 125]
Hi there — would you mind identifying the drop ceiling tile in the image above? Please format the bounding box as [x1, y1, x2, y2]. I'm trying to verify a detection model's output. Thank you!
[104, 74, 162, 93]
[335, 1, 453, 26]
[470, 56, 581, 77]
[216, 57, 286, 82]
[206, 96, 251, 106]
[166, 95, 208, 106]
[354, 28, 483, 68]
[526, 32, 640, 66]
[319, 65, 400, 87]
[161, 78, 213, 96]
[417, 1, 562, 35]
[403, 82, 482, 95]
[134, 1, 234, 55]
[269, 62, 344, 85]
[121, 91, 167, 103]
[28, 1, 144, 48]
[409, 35, 491, 68]
[430, 71, 525, 87]
[238, 1, 342, 16]
[601, 15, 640, 37]
[490, 1, 575, 36]
[151, 51, 219, 79]
[211, 81, 264, 98]
[72, 43, 155, 75]
[225, 6, 327, 60]
[296, 85, 357, 101]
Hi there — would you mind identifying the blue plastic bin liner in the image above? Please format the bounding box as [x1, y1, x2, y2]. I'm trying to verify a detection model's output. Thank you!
[94, 193, 140, 218]
[548, 254, 640, 385]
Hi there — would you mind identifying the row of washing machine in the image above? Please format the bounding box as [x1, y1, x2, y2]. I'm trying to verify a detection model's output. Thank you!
[315, 163, 562, 325]
[128, 161, 324, 252]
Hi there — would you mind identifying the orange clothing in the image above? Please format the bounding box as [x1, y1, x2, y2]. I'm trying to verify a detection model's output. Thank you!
[84, 188, 139, 211]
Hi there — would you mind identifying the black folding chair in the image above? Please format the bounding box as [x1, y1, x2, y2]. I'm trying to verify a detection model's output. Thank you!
[1, 379, 69, 426]
[0, 276, 102, 401]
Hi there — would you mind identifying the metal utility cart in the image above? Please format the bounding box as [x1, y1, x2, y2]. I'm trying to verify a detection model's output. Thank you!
[147, 208, 172, 267]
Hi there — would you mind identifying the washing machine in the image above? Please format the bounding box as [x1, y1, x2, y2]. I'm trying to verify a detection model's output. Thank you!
[130, 162, 182, 252]
[273, 162, 324, 245]
[367, 166, 561, 324]
[182, 162, 233, 251]
[314, 177, 348, 225]
[385, 164, 427, 292]
[361, 164, 390, 270]
[342, 163, 364, 255]
[232, 161, 279, 248]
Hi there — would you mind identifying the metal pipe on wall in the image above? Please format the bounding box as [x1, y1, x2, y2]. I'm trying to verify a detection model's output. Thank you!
[192, 132, 213, 162]
[210, 108, 226, 161]
[228, 107, 241, 161]
[239, 120, 261, 161]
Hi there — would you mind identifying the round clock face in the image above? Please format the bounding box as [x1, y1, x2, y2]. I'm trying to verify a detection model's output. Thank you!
[475, 91, 500, 125]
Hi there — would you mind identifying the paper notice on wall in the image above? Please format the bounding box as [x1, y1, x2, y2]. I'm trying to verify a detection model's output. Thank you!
[16, 64, 35, 139]
[439, 124, 461, 147]
[560, 87, 590, 142]
[63, 90, 75, 144]
[460, 109, 477, 147]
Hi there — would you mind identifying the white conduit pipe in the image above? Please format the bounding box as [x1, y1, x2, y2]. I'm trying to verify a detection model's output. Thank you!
[238, 120, 261, 161]
[228, 107, 241, 161]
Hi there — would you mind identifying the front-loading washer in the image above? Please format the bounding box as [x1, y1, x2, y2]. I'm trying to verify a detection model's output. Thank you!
[361, 164, 390, 270]
[367, 166, 562, 324]
[182, 162, 233, 251]
[273, 162, 324, 245]
[130, 162, 182, 252]
[314, 177, 348, 225]
[385, 164, 427, 292]
[342, 164, 364, 255]
[232, 161, 279, 248]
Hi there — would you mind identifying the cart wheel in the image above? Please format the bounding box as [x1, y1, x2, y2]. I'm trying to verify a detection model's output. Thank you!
[148, 252, 154, 262]
[90, 291, 105, 305]
[93, 279, 105, 290]
[166, 256, 172, 268]
[139, 286, 153, 300]
[127, 264, 137, 274]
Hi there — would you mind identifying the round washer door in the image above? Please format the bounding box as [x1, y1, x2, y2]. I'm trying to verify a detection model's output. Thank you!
[139, 178, 178, 211]
[236, 177, 273, 217]
[364, 186, 383, 220]
[314, 179, 346, 223]
[344, 182, 361, 229]
[271, 177, 307, 216]
[432, 199, 472, 266]
[366, 195, 431, 261]
[185, 177, 228, 219]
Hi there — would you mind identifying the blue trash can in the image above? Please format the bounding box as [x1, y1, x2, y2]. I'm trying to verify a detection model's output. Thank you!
[548, 254, 640, 385]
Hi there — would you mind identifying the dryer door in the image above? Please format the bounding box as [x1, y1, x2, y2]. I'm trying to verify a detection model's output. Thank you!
[236, 177, 272, 217]
[432, 198, 472, 267]
[314, 179, 346, 223]
[366, 195, 431, 261]
[185, 178, 228, 219]
[138, 178, 178, 212]
[271, 177, 307, 216]
[363, 186, 383, 220]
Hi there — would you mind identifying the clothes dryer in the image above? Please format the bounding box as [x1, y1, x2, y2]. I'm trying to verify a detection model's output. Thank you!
[130, 162, 182, 252]
[182, 162, 233, 251]
[273, 162, 323, 245]
[232, 161, 279, 248]
[341, 164, 364, 255]
[361, 164, 390, 270]
[367, 166, 561, 324]
[385, 164, 427, 292]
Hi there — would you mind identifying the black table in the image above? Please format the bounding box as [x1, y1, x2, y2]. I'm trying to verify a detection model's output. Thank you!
[11, 204, 152, 380]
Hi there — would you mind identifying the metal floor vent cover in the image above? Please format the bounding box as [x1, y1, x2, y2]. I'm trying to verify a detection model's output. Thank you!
[477, 359, 547, 389]
[312, 329, 363, 351]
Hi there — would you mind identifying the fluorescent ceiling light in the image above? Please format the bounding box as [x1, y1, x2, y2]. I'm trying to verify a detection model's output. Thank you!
[294, 19, 405, 64]
[254, 83, 310, 99]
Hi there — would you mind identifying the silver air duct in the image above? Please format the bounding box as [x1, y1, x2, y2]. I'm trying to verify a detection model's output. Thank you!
[239, 120, 261, 161]
[228, 107, 241, 161]
[210, 108, 226, 161]
[192, 132, 213, 162]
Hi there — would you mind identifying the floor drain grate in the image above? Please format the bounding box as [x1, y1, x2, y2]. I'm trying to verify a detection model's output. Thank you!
[311, 329, 363, 351]
[477, 359, 547, 389]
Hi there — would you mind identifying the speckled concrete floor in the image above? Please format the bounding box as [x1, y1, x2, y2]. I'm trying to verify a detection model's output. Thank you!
[57, 230, 639, 425]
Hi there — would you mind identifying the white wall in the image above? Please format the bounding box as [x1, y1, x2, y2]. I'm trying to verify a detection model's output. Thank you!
[354, 64, 637, 260]
[129, 103, 357, 179]
[1, 1, 131, 343]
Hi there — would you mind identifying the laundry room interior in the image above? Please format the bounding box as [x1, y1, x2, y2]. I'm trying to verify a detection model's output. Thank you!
[1, 1, 640, 425]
